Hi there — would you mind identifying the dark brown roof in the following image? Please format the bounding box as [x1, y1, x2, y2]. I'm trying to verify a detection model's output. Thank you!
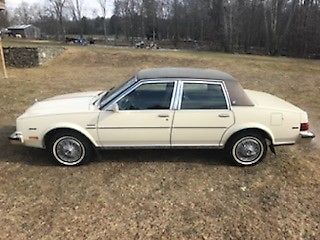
[136, 68, 253, 106]
[137, 68, 236, 81]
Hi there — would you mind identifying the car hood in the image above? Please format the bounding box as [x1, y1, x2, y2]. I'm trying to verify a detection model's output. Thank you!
[245, 89, 303, 113]
[20, 91, 102, 118]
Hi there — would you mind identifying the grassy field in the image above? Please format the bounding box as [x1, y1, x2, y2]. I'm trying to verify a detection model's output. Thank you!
[0, 43, 319, 239]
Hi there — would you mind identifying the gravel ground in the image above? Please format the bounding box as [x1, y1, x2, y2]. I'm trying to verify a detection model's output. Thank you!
[0, 45, 319, 239]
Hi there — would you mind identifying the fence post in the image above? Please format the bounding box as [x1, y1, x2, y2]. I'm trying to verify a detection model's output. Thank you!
[0, 37, 8, 79]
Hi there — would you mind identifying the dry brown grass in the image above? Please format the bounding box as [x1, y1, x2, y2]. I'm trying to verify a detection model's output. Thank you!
[0, 44, 319, 239]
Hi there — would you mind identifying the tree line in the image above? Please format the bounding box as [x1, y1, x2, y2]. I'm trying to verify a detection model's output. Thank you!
[1, 0, 319, 58]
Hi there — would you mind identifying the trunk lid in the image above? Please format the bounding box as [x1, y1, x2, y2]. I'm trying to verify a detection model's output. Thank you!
[245, 89, 303, 113]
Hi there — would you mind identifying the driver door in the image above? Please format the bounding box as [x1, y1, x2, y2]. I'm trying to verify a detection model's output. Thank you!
[97, 81, 176, 147]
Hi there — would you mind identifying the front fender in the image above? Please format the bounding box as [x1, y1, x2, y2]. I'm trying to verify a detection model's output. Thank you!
[41, 122, 98, 147]
[220, 123, 275, 147]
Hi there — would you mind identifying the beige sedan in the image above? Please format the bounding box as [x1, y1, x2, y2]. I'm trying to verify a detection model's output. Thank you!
[10, 68, 315, 166]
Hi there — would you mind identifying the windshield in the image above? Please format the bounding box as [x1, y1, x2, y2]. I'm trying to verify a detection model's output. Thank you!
[99, 77, 137, 107]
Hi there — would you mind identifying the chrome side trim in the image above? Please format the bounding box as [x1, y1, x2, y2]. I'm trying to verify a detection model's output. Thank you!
[97, 127, 171, 129]
[173, 127, 227, 129]
[273, 142, 295, 146]
[273, 141, 295, 146]
[96, 126, 226, 130]
[95, 127, 227, 129]
[86, 124, 96, 130]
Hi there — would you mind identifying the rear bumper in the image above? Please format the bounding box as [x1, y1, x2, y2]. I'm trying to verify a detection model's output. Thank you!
[9, 131, 24, 145]
[300, 131, 315, 139]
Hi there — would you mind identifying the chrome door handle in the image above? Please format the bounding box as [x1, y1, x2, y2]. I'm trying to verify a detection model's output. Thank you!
[218, 113, 230, 118]
[158, 114, 169, 118]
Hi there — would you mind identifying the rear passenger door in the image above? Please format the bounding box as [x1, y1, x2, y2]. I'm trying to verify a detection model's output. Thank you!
[171, 81, 235, 147]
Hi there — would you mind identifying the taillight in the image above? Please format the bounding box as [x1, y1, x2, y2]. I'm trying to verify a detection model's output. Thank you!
[300, 123, 309, 131]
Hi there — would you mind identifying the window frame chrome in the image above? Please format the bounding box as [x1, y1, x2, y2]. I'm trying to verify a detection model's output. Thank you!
[102, 79, 179, 111]
[175, 79, 231, 110]
[101, 78, 232, 111]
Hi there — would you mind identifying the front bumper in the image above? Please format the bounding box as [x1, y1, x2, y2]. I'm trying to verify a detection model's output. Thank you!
[9, 131, 24, 145]
[300, 131, 315, 139]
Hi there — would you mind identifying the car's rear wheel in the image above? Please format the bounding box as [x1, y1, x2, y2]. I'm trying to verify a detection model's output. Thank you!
[48, 131, 93, 166]
[226, 131, 267, 166]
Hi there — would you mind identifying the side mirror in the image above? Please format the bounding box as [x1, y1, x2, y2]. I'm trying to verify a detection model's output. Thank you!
[109, 103, 119, 113]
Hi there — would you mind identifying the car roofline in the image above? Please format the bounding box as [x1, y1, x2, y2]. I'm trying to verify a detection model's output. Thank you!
[136, 67, 236, 82]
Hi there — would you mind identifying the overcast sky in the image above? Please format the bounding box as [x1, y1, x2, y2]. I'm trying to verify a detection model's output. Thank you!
[6, 0, 114, 17]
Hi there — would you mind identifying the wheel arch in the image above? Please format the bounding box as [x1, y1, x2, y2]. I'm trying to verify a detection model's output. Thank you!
[42, 124, 98, 149]
[221, 124, 275, 148]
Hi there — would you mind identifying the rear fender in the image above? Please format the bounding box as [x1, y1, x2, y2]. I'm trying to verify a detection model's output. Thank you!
[220, 123, 275, 147]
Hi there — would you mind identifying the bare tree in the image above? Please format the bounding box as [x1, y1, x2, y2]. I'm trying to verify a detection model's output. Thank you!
[12, 1, 32, 24]
[69, 0, 84, 37]
[142, 0, 158, 41]
[0, 10, 8, 28]
[97, 0, 108, 42]
[10, 2, 46, 25]
[49, 0, 67, 40]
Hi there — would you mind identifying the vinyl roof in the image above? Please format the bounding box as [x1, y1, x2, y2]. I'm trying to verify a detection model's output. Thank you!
[137, 68, 236, 81]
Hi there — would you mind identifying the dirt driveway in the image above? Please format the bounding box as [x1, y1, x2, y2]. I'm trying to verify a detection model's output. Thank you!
[0, 46, 319, 239]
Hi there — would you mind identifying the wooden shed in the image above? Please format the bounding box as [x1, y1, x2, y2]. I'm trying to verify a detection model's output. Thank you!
[8, 25, 41, 39]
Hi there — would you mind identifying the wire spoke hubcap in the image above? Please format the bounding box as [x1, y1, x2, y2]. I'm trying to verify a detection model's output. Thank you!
[234, 137, 263, 163]
[54, 137, 84, 164]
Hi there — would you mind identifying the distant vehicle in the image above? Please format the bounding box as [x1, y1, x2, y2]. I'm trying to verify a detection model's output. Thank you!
[65, 37, 88, 45]
[9, 68, 315, 166]
[136, 41, 160, 49]
[135, 41, 145, 48]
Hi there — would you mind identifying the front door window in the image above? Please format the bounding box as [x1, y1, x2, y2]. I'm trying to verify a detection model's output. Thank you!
[118, 82, 174, 110]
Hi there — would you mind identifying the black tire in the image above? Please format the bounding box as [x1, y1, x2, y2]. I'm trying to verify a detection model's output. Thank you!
[47, 130, 94, 166]
[225, 131, 267, 166]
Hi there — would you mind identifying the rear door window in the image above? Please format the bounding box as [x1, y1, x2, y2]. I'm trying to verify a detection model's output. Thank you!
[181, 83, 227, 109]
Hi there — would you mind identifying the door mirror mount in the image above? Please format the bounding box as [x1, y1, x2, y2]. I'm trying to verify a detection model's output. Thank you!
[112, 103, 119, 113]
[107, 103, 119, 113]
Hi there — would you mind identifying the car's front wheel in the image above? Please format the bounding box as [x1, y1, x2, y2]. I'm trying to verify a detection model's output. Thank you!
[226, 131, 267, 166]
[48, 131, 93, 166]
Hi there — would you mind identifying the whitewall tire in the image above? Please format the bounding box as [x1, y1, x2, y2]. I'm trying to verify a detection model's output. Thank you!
[226, 131, 267, 166]
[48, 131, 93, 166]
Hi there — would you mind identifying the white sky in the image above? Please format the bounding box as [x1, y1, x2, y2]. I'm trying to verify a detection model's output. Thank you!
[6, 0, 114, 17]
